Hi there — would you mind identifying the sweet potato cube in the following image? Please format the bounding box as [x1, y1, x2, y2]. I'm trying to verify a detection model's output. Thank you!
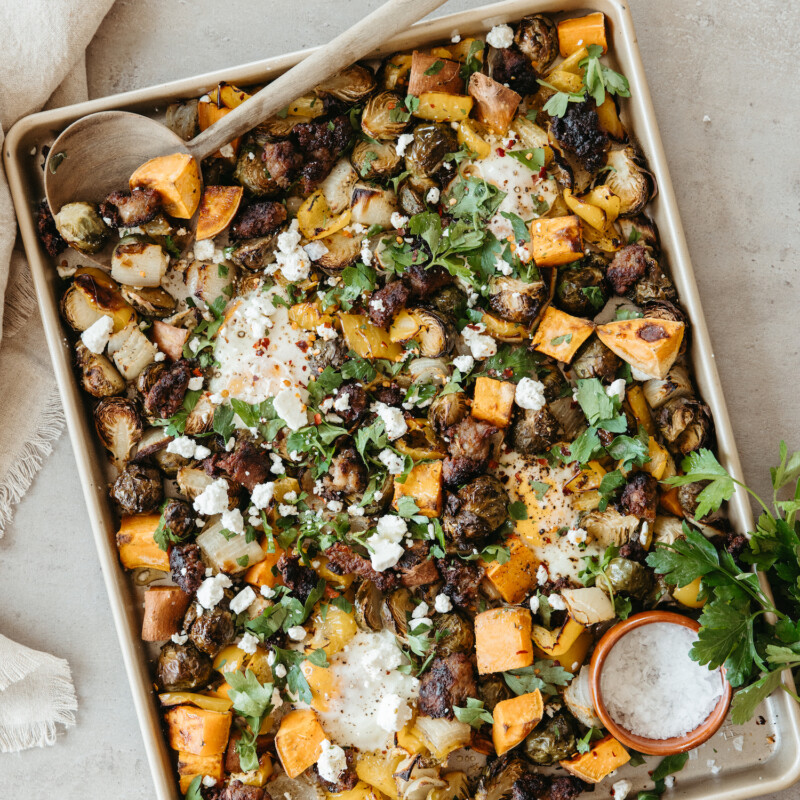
[196, 185, 244, 240]
[275, 709, 327, 779]
[165, 705, 232, 756]
[493, 690, 544, 755]
[531, 307, 594, 363]
[596, 318, 685, 380]
[177, 751, 224, 793]
[116, 514, 169, 571]
[152, 320, 189, 361]
[408, 51, 464, 96]
[557, 12, 607, 57]
[474, 607, 534, 674]
[393, 461, 443, 518]
[414, 92, 474, 123]
[486, 536, 540, 604]
[529, 215, 583, 267]
[532, 617, 585, 657]
[245, 544, 284, 588]
[130, 153, 202, 219]
[560, 734, 630, 783]
[468, 73, 521, 135]
[142, 586, 192, 642]
[471, 377, 516, 428]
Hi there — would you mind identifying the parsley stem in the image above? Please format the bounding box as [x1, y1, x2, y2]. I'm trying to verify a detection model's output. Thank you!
[732, 478, 772, 518]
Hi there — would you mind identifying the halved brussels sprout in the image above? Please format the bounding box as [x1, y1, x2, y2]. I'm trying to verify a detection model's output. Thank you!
[166, 99, 199, 140]
[354, 580, 384, 631]
[350, 182, 400, 228]
[120, 285, 176, 318]
[632, 255, 676, 306]
[488, 276, 547, 325]
[397, 175, 439, 216]
[352, 139, 402, 180]
[524, 712, 576, 765]
[572, 338, 620, 382]
[603, 557, 653, 599]
[428, 391, 470, 436]
[75, 341, 125, 398]
[642, 364, 693, 410]
[393, 308, 456, 358]
[428, 772, 470, 800]
[656, 397, 712, 456]
[53, 201, 109, 254]
[475, 756, 528, 800]
[510, 407, 560, 455]
[433, 612, 475, 656]
[257, 115, 311, 137]
[617, 214, 660, 251]
[316, 65, 376, 102]
[443, 475, 509, 547]
[405, 123, 458, 179]
[603, 147, 653, 217]
[547, 396, 585, 441]
[233, 139, 280, 197]
[429, 285, 468, 320]
[314, 231, 363, 275]
[93, 397, 143, 470]
[361, 90, 410, 140]
[555, 262, 608, 316]
[514, 14, 559, 73]
[110, 463, 164, 514]
[382, 588, 415, 640]
[230, 234, 280, 271]
[408, 357, 451, 387]
[478, 675, 513, 713]
[581, 508, 641, 548]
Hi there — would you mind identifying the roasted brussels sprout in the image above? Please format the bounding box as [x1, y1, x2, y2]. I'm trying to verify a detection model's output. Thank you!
[309, 335, 348, 373]
[603, 146, 653, 217]
[382, 588, 415, 639]
[510, 407, 560, 455]
[475, 756, 529, 800]
[582, 508, 641, 548]
[523, 712, 576, 765]
[514, 14, 559, 73]
[537, 362, 568, 403]
[93, 397, 143, 470]
[488, 276, 547, 325]
[165, 99, 199, 140]
[229, 234, 279, 272]
[428, 285, 468, 320]
[354, 580, 383, 631]
[632, 255, 676, 306]
[397, 175, 439, 216]
[53, 202, 109, 254]
[110, 463, 164, 514]
[156, 641, 212, 691]
[162, 498, 197, 540]
[407, 357, 450, 388]
[405, 123, 458, 179]
[352, 139, 402, 179]
[189, 607, 235, 656]
[572, 338, 621, 382]
[478, 674, 513, 713]
[555, 262, 608, 316]
[316, 64, 376, 103]
[75, 341, 125, 398]
[396, 308, 456, 358]
[136, 361, 166, 397]
[434, 612, 475, 656]
[428, 391, 470, 436]
[656, 397, 712, 456]
[603, 556, 653, 599]
[642, 364, 693, 410]
[395, 755, 448, 800]
[428, 772, 470, 800]
[314, 231, 362, 275]
[361, 90, 410, 140]
[120, 285, 176, 318]
[677, 481, 716, 520]
[443, 475, 509, 548]
[234, 140, 280, 197]
[617, 214, 660, 251]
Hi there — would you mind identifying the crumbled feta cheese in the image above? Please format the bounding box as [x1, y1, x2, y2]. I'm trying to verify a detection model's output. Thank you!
[187, 376, 204, 391]
[202, 776, 218, 788]
[194, 444, 211, 459]
[193, 478, 230, 516]
[274, 220, 311, 281]
[434, 593, 453, 613]
[270, 453, 285, 474]
[548, 593, 566, 611]
[251, 482, 275, 509]
[303, 240, 329, 261]
[238, 632, 260, 655]
[376, 692, 413, 732]
[167, 436, 199, 458]
[221, 508, 245, 535]
[171, 633, 188, 645]
[377, 515, 408, 539]
[486, 23, 514, 49]
[193, 238, 216, 262]
[348, 504, 365, 517]
[639, 521, 649, 546]
[317, 739, 348, 782]
[390, 212, 409, 229]
[612, 779, 632, 800]
[367, 515, 407, 571]
[529, 595, 540, 614]
[373, 402, 408, 440]
[606, 378, 627, 402]
[316, 323, 337, 341]
[278, 504, 298, 517]
[333, 392, 351, 412]
[461, 323, 497, 359]
[370, 297, 385, 313]
[360, 241, 373, 266]
[327, 499, 343, 512]
[188, 337, 202, 354]
[287, 625, 307, 642]
[80, 315, 114, 354]
[426, 187, 441, 204]
[494, 255, 513, 276]
[451, 33, 462, 43]
[196, 573, 232, 609]
[516, 244, 531, 261]
[566, 527, 588, 546]
[153, 351, 166, 362]
[274, 387, 308, 431]
[274, 663, 287, 678]
[271, 688, 283, 709]
[230, 586, 257, 615]
[219, 143, 235, 159]
[536, 564, 549, 585]
[412, 601, 429, 619]
[452, 354, 474, 374]
[395, 133, 414, 157]
[260, 584, 276, 599]
[665, 775, 676, 787]
[515, 377, 547, 411]
[378, 448, 405, 475]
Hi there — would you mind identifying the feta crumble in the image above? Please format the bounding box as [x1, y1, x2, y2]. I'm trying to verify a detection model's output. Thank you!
[193, 478, 230, 516]
[80, 315, 114, 354]
[274, 219, 311, 281]
[548, 593, 566, 610]
[412, 601, 429, 619]
[426, 187, 440, 204]
[287, 625, 307, 642]
[515, 377, 547, 411]
[250, 482, 275, 509]
[536, 564, 549, 585]
[378, 449, 405, 475]
[196, 573, 232, 609]
[238, 632, 259, 654]
[486, 23, 514, 49]
[390, 212, 409, 229]
[606, 378, 627, 402]
[461, 323, 497, 359]
[434, 593, 453, 613]
[376, 692, 413, 732]
[612, 779, 632, 800]
[230, 586, 257, 615]
[529, 595, 540, 614]
[395, 133, 414, 157]
[453, 354, 474, 373]
[373, 402, 408, 440]
[317, 739, 348, 782]
[566, 527, 588, 546]
[220, 508, 245, 536]
[193, 238, 216, 261]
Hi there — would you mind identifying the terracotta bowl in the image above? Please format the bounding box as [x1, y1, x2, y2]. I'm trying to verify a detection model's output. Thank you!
[589, 610, 733, 755]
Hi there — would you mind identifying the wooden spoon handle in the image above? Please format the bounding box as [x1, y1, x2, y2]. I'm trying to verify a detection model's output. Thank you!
[187, 0, 449, 161]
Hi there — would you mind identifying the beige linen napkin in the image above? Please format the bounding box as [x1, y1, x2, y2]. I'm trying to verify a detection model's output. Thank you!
[0, 0, 115, 750]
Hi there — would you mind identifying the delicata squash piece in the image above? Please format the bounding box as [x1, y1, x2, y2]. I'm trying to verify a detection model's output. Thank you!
[474, 607, 534, 674]
[557, 12, 607, 57]
[392, 460, 443, 518]
[338, 313, 404, 360]
[414, 92, 474, 123]
[165, 705, 232, 756]
[129, 153, 202, 219]
[457, 119, 492, 160]
[560, 734, 630, 783]
[596, 318, 685, 380]
[529, 215, 584, 267]
[468, 72, 521, 135]
[275, 708, 328, 779]
[298, 189, 351, 240]
[485, 536, 540, 604]
[159, 693, 233, 713]
[531, 307, 594, 363]
[532, 616, 586, 657]
[493, 690, 544, 756]
[116, 514, 169, 571]
[196, 185, 244, 240]
[407, 51, 463, 96]
[471, 376, 516, 427]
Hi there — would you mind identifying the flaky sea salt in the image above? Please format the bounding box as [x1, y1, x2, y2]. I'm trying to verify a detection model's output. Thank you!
[599, 622, 723, 740]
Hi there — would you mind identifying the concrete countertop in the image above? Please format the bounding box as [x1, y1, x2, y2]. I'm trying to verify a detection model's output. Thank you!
[1, 0, 798, 796]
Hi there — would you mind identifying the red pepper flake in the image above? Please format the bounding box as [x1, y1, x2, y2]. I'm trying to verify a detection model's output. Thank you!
[296, 340, 310, 353]
[314, 413, 322, 425]
[253, 337, 270, 350]
[502, 368, 513, 379]
[538, 166, 547, 179]
[488, 459, 499, 470]
[496, 147, 506, 157]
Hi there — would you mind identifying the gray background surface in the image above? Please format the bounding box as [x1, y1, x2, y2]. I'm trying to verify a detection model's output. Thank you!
[1, 0, 798, 796]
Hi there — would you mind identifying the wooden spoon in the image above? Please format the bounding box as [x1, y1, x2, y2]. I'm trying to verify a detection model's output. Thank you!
[45, 0, 449, 266]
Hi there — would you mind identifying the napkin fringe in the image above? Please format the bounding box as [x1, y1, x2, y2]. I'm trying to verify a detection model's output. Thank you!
[2, 263, 37, 339]
[0, 387, 65, 537]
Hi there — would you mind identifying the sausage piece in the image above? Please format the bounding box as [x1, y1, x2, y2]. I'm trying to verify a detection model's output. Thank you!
[418, 653, 478, 719]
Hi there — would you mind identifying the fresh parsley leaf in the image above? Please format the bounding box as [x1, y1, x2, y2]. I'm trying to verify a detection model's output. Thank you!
[500, 211, 531, 243]
[651, 752, 689, 782]
[307, 366, 344, 407]
[508, 501, 528, 521]
[341, 353, 377, 382]
[576, 727, 603, 754]
[359, 149, 379, 177]
[614, 306, 644, 321]
[212, 404, 235, 440]
[453, 697, 493, 729]
[503, 659, 573, 697]
[476, 344, 541, 383]
[424, 59, 444, 76]
[505, 147, 545, 171]
[459, 39, 484, 80]
[730, 671, 783, 725]
[184, 776, 203, 800]
[627, 227, 643, 244]
[581, 285, 606, 309]
[163, 235, 182, 258]
[443, 175, 506, 222]
[579, 44, 631, 107]
[663, 449, 736, 518]
[537, 79, 586, 118]
[550, 333, 573, 346]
